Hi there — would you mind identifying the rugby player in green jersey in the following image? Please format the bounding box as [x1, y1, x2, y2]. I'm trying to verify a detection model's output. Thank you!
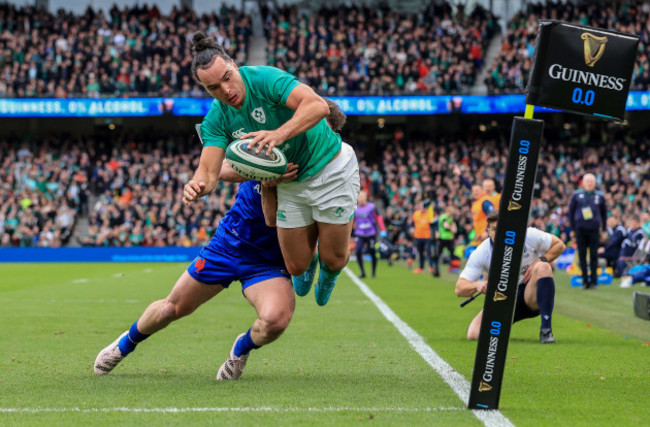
[183, 32, 360, 305]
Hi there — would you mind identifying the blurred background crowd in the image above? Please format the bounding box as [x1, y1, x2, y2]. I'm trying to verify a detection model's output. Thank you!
[0, 0, 648, 277]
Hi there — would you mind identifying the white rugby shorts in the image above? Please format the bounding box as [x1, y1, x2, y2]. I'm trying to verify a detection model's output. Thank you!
[276, 142, 360, 228]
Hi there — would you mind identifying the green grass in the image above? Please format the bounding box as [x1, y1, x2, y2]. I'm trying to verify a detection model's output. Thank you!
[1, 262, 649, 426]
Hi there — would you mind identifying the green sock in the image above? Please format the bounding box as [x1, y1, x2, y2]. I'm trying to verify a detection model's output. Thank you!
[309, 253, 319, 269]
[320, 261, 341, 279]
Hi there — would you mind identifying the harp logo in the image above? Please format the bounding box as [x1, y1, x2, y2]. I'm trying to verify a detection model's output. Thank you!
[479, 381, 493, 392]
[507, 200, 522, 211]
[493, 291, 507, 302]
[581, 33, 608, 67]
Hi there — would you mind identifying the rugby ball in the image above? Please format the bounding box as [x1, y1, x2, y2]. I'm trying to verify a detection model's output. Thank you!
[225, 138, 288, 181]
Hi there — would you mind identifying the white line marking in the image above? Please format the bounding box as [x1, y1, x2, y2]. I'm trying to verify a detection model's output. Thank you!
[343, 268, 514, 427]
[142, 269, 153, 273]
[0, 299, 140, 304]
[71, 279, 89, 283]
[0, 407, 464, 414]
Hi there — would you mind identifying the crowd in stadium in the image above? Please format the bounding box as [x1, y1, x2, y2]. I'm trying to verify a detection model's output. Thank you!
[358, 128, 650, 268]
[0, 136, 86, 247]
[0, 0, 649, 282]
[265, 2, 498, 95]
[2, 0, 650, 97]
[0, 3, 250, 97]
[0, 1, 500, 97]
[2, 126, 648, 265]
[487, 0, 650, 93]
[79, 133, 237, 247]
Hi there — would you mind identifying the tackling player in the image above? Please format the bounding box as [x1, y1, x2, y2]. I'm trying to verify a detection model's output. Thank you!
[94, 163, 298, 381]
[183, 32, 360, 306]
[455, 211, 565, 343]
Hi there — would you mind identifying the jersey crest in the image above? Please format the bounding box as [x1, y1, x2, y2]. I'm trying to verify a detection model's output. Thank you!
[251, 107, 266, 124]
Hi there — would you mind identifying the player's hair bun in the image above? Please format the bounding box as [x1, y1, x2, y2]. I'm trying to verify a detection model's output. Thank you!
[190, 32, 231, 81]
[191, 32, 219, 55]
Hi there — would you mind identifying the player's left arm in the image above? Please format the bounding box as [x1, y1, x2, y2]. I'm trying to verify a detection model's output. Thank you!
[543, 234, 566, 262]
[244, 84, 329, 155]
[522, 233, 566, 283]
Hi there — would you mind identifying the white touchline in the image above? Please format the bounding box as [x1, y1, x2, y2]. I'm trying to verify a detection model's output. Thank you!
[0, 407, 465, 413]
[343, 268, 514, 427]
[0, 299, 140, 304]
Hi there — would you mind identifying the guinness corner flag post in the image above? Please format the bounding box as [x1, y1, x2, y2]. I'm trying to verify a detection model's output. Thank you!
[468, 21, 638, 410]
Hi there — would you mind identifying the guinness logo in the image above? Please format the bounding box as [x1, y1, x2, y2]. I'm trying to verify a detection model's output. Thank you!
[581, 33, 608, 67]
[479, 381, 492, 392]
[493, 292, 507, 302]
[507, 200, 521, 211]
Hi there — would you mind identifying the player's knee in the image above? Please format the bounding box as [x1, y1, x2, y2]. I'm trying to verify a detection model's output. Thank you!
[534, 261, 553, 277]
[320, 252, 349, 272]
[285, 261, 307, 277]
[467, 329, 479, 341]
[258, 309, 292, 337]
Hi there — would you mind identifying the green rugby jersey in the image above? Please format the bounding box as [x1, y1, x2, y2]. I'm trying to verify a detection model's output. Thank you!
[200, 66, 342, 181]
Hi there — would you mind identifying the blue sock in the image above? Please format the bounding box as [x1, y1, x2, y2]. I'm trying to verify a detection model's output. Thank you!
[536, 277, 555, 330]
[233, 328, 260, 357]
[118, 321, 151, 356]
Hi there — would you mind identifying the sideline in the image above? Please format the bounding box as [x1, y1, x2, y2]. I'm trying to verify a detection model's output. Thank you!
[343, 268, 514, 427]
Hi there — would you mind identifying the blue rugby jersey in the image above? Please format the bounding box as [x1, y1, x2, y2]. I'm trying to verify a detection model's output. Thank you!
[214, 181, 284, 266]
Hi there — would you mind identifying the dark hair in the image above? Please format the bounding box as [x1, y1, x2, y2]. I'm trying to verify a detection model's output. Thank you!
[629, 214, 641, 223]
[324, 99, 346, 131]
[190, 32, 232, 82]
[487, 210, 499, 223]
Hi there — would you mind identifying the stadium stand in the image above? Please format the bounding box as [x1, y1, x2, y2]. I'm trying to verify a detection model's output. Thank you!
[359, 129, 650, 258]
[265, 1, 499, 95]
[0, 135, 86, 247]
[1, 0, 649, 256]
[488, 0, 650, 93]
[3, 125, 647, 250]
[0, 3, 251, 97]
[80, 131, 237, 247]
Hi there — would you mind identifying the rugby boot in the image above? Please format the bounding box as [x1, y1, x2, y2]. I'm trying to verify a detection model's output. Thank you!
[540, 328, 556, 344]
[217, 333, 249, 381]
[94, 331, 128, 375]
[314, 259, 339, 306]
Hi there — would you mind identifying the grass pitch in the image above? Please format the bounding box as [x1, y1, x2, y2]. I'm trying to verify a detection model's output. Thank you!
[0, 261, 648, 426]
